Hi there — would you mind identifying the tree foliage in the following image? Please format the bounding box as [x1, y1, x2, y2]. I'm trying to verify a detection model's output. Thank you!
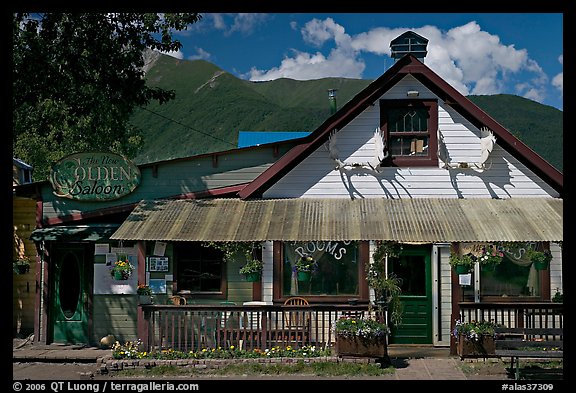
[13, 13, 202, 181]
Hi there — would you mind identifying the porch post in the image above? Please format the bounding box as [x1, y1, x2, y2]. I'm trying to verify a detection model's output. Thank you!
[136, 241, 148, 349]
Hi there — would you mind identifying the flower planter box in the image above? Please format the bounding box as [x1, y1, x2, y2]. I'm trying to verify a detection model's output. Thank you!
[336, 336, 388, 358]
[457, 336, 495, 358]
[534, 261, 549, 270]
[138, 295, 153, 305]
[297, 271, 311, 281]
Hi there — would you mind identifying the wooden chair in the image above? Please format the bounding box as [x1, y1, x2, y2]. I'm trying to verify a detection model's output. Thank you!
[169, 295, 187, 305]
[282, 297, 310, 346]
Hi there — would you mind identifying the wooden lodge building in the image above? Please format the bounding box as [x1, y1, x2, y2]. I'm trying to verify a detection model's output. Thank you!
[13, 32, 562, 354]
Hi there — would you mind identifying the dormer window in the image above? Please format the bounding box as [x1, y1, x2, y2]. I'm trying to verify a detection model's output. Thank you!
[380, 99, 438, 167]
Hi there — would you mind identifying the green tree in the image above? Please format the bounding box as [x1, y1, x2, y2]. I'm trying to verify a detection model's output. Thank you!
[13, 13, 202, 181]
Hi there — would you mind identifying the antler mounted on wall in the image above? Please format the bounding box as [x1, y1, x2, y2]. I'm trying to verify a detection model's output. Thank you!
[327, 127, 388, 171]
[438, 127, 496, 171]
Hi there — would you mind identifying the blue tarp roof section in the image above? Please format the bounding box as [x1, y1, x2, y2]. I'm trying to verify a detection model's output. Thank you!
[237, 131, 311, 148]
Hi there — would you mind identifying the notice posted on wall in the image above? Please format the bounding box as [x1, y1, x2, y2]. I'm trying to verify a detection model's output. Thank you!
[147, 256, 169, 272]
[94, 244, 110, 255]
[459, 273, 472, 286]
[153, 241, 167, 256]
[149, 278, 167, 294]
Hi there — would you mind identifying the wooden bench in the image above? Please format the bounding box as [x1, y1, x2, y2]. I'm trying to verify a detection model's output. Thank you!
[495, 327, 563, 380]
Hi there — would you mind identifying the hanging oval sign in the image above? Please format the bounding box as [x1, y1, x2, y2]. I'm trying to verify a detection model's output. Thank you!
[49, 152, 141, 201]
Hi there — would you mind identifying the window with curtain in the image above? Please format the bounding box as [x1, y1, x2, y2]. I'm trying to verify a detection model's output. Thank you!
[459, 242, 546, 300]
[282, 241, 359, 297]
[480, 242, 543, 298]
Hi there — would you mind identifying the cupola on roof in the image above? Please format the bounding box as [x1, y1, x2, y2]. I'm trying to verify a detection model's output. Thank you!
[390, 31, 428, 62]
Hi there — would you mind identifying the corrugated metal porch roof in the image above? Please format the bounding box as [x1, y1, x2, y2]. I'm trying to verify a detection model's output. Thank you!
[110, 198, 562, 243]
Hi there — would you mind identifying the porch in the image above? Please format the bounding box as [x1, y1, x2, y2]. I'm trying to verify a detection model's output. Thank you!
[138, 302, 563, 353]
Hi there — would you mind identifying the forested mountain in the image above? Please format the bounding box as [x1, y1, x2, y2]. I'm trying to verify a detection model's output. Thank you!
[130, 53, 562, 172]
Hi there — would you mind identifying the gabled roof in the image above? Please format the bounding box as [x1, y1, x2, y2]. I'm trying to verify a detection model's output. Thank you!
[238, 54, 563, 199]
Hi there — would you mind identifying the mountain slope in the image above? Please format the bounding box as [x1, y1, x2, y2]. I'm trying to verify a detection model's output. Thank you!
[130, 53, 562, 172]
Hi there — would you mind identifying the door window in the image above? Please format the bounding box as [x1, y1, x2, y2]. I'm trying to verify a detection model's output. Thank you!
[59, 252, 81, 319]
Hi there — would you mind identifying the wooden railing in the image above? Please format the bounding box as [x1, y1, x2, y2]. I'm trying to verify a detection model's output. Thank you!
[140, 304, 376, 352]
[458, 302, 563, 339]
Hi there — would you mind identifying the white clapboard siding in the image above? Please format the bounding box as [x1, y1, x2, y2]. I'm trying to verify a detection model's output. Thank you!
[264, 76, 560, 199]
[549, 242, 563, 299]
[439, 246, 453, 346]
[261, 241, 274, 304]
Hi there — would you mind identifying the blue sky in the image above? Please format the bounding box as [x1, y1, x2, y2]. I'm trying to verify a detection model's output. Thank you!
[161, 13, 563, 111]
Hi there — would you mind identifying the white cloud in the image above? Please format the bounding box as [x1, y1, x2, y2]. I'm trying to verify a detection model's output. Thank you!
[201, 13, 269, 36]
[249, 18, 362, 81]
[229, 13, 269, 35]
[552, 54, 563, 97]
[249, 18, 551, 105]
[187, 47, 212, 61]
[249, 48, 365, 81]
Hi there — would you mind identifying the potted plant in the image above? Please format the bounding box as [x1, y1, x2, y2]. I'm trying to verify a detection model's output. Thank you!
[334, 316, 389, 359]
[239, 259, 263, 282]
[136, 283, 153, 304]
[449, 252, 475, 274]
[13, 256, 31, 274]
[477, 244, 504, 271]
[293, 254, 316, 281]
[525, 249, 552, 271]
[452, 319, 498, 358]
[204, 241, 263, 280]
[110, 258, 134, 280]
[368, 241, 403, 327]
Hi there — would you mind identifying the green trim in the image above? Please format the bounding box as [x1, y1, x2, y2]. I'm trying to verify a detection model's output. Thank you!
[30, 224, 120, 242]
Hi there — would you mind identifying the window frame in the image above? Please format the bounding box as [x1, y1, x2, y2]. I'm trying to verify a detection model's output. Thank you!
[456, 242, 551, 303]
[272, 240, 369, 304]
[380, 99, 438, 167]
[173, 242, 227, 300]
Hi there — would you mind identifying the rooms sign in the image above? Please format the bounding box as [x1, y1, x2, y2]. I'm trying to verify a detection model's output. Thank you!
[49, 152, 141, 201]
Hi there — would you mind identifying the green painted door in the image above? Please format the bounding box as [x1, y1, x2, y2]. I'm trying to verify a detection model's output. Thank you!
[389, 245, 432, 344]
[51, 244, 91, 344]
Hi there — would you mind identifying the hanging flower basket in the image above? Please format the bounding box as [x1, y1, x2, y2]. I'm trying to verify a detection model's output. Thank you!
[450, 253, 474, 274]
[239, 259, 263, 281]
[244, 272, 261, 282]
[526, 249, 552, 271]
[534, 261, 549, 271]
[110, 258, 134, 280]
[294, 254, 316, 281]
[478, 244, 504, 272]
[13, 256, 31, 275]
